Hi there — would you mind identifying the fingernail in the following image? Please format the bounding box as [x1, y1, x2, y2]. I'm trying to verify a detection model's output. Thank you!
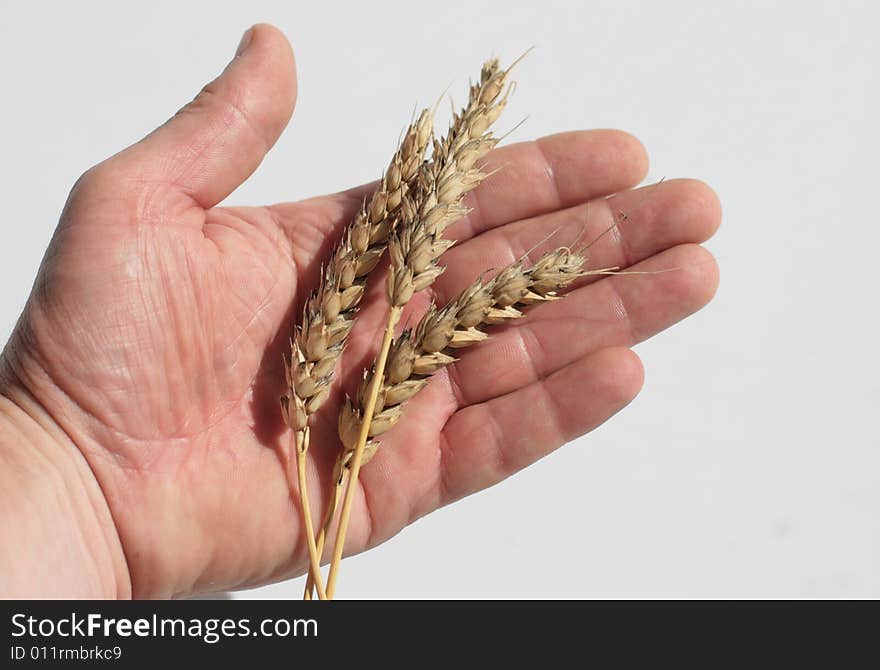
[235, 27, 254, 57]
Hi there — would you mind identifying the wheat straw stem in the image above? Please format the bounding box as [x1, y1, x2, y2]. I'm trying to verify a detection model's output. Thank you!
[303, 471, 345, 599]
[325, 307, 402, 599]
[292, 429, 327, 600]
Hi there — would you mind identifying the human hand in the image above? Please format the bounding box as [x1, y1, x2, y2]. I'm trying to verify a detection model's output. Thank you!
[0, 24, 719, 598]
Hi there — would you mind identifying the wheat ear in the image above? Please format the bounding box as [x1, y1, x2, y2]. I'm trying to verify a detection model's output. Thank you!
[323, 59, 516, 599]
[337, 244, 588, 464]
[282, 109, 434, 600]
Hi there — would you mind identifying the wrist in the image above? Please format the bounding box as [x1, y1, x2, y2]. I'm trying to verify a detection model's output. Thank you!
[0, 385, 131, 598]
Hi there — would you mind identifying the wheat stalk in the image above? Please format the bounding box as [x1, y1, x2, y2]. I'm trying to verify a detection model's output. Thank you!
[323, 58, 517, 599]
[282, 109, 434, 600]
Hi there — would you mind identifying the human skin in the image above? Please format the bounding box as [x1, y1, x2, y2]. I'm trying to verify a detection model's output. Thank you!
[0, 24, 720, 598]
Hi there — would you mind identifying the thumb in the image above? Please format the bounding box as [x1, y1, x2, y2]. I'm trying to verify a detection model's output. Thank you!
[107, 24, 297, 210]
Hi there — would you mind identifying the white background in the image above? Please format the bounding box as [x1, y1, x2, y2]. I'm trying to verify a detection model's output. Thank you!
[0, 1, 877, 598]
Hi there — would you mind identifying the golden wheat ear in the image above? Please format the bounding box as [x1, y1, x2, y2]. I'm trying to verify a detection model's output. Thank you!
[339, 243, 588, 458]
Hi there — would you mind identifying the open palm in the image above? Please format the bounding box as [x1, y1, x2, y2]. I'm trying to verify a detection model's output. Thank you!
[0, 25, 719, 598]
